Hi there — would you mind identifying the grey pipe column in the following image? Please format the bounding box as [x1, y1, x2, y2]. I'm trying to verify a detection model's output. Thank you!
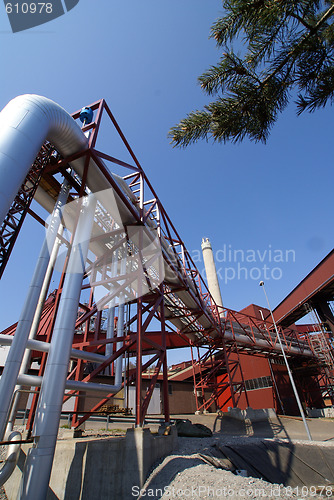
[18, 193, 96, 500]
[6, 224, 65, 436]
[115, 245, 126, 386]
[105, 248, 118, 368]
[0, 180, 70, 440]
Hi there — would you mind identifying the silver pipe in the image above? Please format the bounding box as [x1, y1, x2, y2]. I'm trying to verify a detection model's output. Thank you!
[19, 194, 96, 500]
[105, 247, 118, 363]
[0, 335, 108, 364]
[216, 325, 313, 357]
[0, 431, 21, 486]
[115, 245, 126, 387]
[17, 373, 123, 396]
[105, 306, 116, 361]
[0, 94, 87, 226]
[0, 180, 70, 440]
[6, 222, 65, 436]
[28, 224, 64, 343]
[260, 281, 312, 441]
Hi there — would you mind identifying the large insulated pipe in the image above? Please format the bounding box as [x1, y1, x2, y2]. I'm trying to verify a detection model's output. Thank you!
[104, 245, 118, 371]
[17, 373, 123, 395]
[19, 193, 96, 500]
[201, 238, 224, 317]
[114, 244, 127, 387]
[0, 431, 21, 486]
[0, 94, 87, 226]
[0, 335, 108, 367]
[6, 224, 65, 436]
[0, 180, 70, 440]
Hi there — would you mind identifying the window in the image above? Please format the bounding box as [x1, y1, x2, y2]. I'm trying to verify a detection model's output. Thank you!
[244, 376, 273, 391]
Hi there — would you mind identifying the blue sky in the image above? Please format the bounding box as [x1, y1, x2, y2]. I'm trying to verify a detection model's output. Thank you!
[0, 1, 332, 364]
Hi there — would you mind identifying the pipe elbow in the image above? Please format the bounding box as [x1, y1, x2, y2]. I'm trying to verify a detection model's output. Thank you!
[0, 431, 22, 486]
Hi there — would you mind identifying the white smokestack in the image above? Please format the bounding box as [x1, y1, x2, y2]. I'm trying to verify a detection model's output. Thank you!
[201, 237, 224, 317]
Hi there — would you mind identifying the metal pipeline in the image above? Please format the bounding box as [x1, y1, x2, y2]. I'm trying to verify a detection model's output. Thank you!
[115, 244, 126, 387]
[0, 431, 21, 486]
[0, 94, 87, 226]
[104, 242, 118, 372]
[6, 217, 66, 437]
[19, 194, 96, 500]
[16, 373, 123, 396]
[0, 180, 70, 440]
[0, 334, 108, 364]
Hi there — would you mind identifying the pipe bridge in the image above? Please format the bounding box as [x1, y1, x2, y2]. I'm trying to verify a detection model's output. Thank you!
[0, 95, 320, 499]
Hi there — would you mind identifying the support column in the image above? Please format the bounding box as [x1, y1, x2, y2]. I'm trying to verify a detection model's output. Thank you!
[136, 298, 143, 427]
[19, 193, 96, 500]
[0, 179, 70, 440]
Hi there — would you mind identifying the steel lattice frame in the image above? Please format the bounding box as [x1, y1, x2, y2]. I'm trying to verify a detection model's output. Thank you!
[0, 142, 58, 279]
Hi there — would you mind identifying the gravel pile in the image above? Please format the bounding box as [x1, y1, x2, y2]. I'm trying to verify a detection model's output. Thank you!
[138, 436, 329, 500]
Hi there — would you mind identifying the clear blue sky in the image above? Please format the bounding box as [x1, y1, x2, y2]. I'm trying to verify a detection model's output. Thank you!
[0, 1, 332, 365]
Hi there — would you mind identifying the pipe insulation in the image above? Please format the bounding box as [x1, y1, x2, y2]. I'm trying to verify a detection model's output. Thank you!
[0, 180, 70, 440]
[0, 94, 87, 226]
[19, 194, 96, 500]
[17, 373, 123, 396]
[6, 217, 66, 437]
[0, 334, 108, 364]
[0, 431, 21, 486]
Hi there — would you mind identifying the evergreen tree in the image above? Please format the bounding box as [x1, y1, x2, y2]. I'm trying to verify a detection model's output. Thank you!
[169, 1, 334, 146]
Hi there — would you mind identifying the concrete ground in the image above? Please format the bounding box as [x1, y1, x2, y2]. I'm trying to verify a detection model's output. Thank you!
[4, 413, 333, 498]
[176, 413, 334, 441]
[71, 413, 334, 442]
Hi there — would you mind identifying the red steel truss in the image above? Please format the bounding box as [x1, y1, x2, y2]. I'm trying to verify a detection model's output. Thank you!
[0, 98, 328, 432]
[0, 142, 57, 279]
[190, 306, 334, 413]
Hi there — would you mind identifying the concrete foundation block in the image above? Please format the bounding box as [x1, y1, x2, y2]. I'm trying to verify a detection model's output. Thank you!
[227, 407, 277, 422]
[4, 426, 177, 500]
[307, 406, 334, 418]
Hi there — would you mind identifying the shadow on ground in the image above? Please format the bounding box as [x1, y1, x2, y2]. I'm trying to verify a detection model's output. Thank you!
[216, 439, 334, 487]
[212, 414, 291, 440]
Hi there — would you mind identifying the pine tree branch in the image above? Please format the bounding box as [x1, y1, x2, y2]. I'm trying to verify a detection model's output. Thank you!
[289, 12, 314, 30]
[169, 2, 334, 147]
[261, 4, 334, 88]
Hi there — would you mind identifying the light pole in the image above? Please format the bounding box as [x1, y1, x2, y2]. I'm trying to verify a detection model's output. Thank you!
[259, 281, 312, 441]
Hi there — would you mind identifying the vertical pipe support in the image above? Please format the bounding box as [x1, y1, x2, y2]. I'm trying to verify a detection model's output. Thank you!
[19, 193, 96, 500]
[0, 180, 70, 440]
[6, 223, 64, 435]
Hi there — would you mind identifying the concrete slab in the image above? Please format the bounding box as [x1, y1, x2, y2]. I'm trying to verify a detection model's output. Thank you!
[4, 426, 178, 500]
[168, 413, 334, 441]
[216, 440, 334, 488]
